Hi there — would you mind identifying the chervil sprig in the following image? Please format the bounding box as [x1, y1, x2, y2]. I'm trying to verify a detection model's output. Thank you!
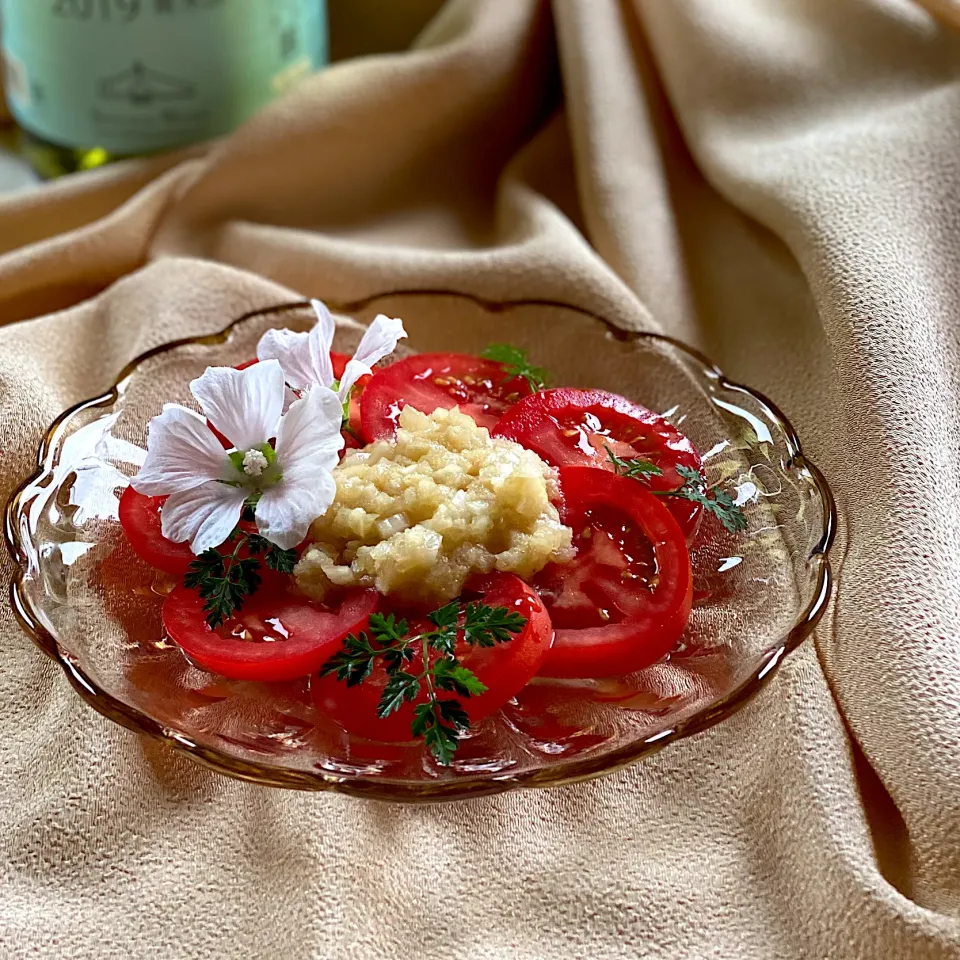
[320, 600, 527, 764]
[605, 446, 747, 533]
[183, 529, 297, 628]
[670, 465, 748, 533]
[481, 343, 550, 392]
[604, 445, 663, 480]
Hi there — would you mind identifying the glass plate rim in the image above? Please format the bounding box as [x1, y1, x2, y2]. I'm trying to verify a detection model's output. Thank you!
[4, 290, 837, 802]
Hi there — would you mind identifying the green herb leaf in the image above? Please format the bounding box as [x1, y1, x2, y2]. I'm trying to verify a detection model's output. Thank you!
[321, 597, 528, 764]
[432, 658, 487, 698]
[183, 536, 263, 628]
[368, 612, 410, 646]
[424, 602, 460, 656]
[671, 465, 748, 533]
[183, 548, 225, 589]
[481, 343, 549, 392]
[427, 603, 460, 631]
[264, 544, 297, 574]
[462, 602, 527, 647]
[603, 444, 663, 481]
[244, 534, 297, 573]
[436, 698, 471, 733]
[606, 445, 748, 534]
[320, 631, 378, 686]
[377, 671, 421, 718]
[245, 534, 268, 556]
[412, 702, 462, 766]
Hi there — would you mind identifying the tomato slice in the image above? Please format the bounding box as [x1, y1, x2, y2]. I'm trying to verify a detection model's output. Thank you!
[311, 573, 553, 742]
[493, 388, 704, 538]
[118, 486, 195, 576]
[359, 353, 535, 441]
[162, 576, 380, 682]
[533, 466, 692, 678]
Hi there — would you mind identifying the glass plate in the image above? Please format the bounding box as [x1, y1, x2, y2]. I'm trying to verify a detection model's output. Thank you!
[5, 292, 836, 802]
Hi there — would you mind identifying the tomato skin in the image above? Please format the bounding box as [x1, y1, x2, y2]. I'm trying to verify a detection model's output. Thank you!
[311, 573, 554, 742]
[163, 579, 380, 682]
[118, 487, 195, 576]
[359, 352, 534, 442]
[493, 388, 703, 538]
[536, 466, 693, 679]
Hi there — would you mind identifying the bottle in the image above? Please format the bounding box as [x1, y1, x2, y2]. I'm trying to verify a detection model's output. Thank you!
[0, 0, 327, 178]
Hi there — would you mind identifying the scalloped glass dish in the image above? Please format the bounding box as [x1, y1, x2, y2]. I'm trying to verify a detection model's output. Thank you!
[5, 292, 835, 802]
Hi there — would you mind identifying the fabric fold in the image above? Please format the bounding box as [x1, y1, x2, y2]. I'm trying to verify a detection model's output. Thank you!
[0, 0, 958, 957]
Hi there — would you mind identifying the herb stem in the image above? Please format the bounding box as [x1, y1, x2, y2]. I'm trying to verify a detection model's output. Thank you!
[421, 635, 435, 696]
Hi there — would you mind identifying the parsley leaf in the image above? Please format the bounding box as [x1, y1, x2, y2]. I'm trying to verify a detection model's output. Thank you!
[437, 698, 471, 732]
[183, 540, 262, 628]
[377, 671, 421, 718]
[605, 446, 748, 534]
[603, 444, 663, 480]
[412, 700, 469, 765]
[320, 597, 528, 764]
[368, 612, 409, 645]
[427, 603, 460, 631]
[246, 533, 297, 570]
[462, 602, 527, 647]
[432, 658, 487, 697]
[182, 528, 299, 628]
[481, 343, 549, 392]
[320, 631, 379, 686]
[264, 544, 298, 574]
[672, 465, 748, 533]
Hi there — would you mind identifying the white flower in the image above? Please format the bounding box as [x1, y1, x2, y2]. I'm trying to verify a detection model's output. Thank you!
[256, 299, 407, 404]
[131, 359, 344, 554]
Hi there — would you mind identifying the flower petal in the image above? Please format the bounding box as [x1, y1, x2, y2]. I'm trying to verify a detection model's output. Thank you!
[337, 314, 407, 400]
[256, 328, 317, 391]
[306, 299, 336, 389]
[132, 405, 227, 496]
[275, 385, 345, 476]
[255, 471, 336, 550]
[190, 360, 285, 451]
[161, 481, 247, 555]
[255, 386, 343, 549]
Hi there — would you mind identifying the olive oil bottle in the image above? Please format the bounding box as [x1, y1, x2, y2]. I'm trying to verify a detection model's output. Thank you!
[0, 0, 327, 177]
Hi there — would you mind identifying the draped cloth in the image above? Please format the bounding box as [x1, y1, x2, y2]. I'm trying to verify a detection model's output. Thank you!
[1, 1, 959, 956]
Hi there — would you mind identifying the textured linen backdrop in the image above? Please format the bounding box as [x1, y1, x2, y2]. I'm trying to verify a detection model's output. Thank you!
[1, 1, 960, 957]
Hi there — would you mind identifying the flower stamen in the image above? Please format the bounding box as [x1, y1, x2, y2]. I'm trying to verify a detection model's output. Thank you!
[242, 448, 269, 477]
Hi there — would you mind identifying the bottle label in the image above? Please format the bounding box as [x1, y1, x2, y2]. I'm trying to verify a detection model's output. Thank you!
[1, 0, 327, 153]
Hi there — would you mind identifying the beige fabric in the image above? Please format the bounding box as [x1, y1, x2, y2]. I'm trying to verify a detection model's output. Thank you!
[1, 1, 960, 957]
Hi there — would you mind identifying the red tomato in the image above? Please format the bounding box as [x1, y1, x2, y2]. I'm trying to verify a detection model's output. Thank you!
[493, 388, 704, 538]
[359, 353, 535, 441]
[117, 486, 195, 576]
[311, 573, 554, 742]
[533, 466, 693, 678]
[162, 576, 380, 682]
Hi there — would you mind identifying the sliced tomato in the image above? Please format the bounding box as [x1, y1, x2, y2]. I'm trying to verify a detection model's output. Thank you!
[163, 576, 379, 682]
[359, 353, 535, 441]
[493, 388, 704, 538]
[118, 487, 195, 576]
[533, 466, 692, 678]
[311, 573, 553, 742]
